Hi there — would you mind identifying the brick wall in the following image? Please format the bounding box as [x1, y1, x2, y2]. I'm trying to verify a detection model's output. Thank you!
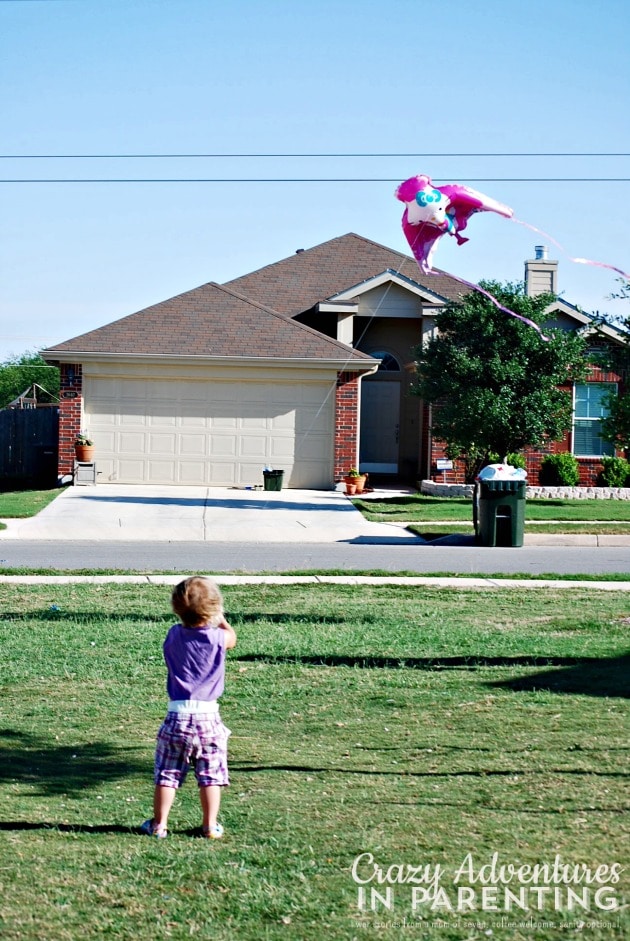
[334, 371, 359, 479]
[58, 363, 83, 477]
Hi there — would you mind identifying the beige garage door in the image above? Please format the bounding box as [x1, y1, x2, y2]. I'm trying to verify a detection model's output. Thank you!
[84, 377, 334, 488]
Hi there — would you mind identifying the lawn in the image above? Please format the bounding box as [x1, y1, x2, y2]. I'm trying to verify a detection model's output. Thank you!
[0, 487, 64, 518]
[354, 496, 630, 523]
[354, 495, 630, 537]
[0, 583, 628, 941]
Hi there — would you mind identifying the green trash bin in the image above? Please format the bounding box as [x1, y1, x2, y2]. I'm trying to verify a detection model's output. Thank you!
[263, 469, 284, 492]
[475, 478, 526, 547]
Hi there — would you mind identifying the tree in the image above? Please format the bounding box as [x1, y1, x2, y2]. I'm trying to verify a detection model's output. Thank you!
[412, 281, 588, 481]
[596, 279, 630, 454]
[0, 352, 60, 409]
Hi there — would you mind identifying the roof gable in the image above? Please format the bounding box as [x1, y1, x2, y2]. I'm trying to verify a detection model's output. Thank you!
[43, 281, 375, 364]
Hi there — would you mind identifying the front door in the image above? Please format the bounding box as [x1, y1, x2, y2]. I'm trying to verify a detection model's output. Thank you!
[359, 380, 400, 473]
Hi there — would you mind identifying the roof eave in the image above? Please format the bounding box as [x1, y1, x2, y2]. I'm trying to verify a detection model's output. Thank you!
[42, 350, 378, 372]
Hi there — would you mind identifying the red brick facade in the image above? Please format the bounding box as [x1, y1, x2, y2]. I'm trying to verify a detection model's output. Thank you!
[58, 363, 83, 476]
[334, 371, 360, 480]
[427, 366, 625, 487]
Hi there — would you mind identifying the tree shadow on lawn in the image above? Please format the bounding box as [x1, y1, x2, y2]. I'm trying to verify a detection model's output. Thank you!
[0, 729, 146, 796]
[0, 820, 137, 835]
[235, 652, 611, 670]
[487, 653, 630, 699]
[235, 652, 630, 698]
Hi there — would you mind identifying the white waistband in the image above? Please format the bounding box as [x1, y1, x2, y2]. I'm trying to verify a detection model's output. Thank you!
[167, 699, 219, 714]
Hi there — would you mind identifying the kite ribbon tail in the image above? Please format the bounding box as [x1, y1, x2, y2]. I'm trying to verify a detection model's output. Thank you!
[511, 217, 630, 281]
[427, 270, 550, 342]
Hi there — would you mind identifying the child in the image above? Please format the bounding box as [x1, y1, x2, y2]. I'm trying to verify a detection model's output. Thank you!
[141, 576, 237, 839]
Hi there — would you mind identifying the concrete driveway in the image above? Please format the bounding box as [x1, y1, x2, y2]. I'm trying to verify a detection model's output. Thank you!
[0, 484, 424, 544]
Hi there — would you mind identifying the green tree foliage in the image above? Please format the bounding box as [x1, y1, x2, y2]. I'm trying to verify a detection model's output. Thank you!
[594, 280, 630, 454]
[0, 352, 60, 409]
[412, 282, 588, 481]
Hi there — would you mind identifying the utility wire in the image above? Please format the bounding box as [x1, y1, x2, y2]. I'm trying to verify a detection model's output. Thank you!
[0, 152, 628, 159]
[0, 177, 628, 183]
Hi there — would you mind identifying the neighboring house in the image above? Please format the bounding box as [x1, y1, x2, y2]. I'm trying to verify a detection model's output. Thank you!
[43, 234, 624, 488]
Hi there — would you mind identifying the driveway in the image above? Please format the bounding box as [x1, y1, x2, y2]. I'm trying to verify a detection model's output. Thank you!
[0, 484, 424, 544]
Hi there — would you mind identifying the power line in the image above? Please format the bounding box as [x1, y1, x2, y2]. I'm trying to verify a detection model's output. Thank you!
[0, 152, 628, 159]
[0, 177, 629, 184]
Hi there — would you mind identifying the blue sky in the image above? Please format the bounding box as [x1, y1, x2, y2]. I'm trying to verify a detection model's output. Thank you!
[1, 0, 629, 359]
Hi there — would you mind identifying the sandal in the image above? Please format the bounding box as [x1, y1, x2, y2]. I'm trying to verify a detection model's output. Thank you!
[140, 818, 167, 838]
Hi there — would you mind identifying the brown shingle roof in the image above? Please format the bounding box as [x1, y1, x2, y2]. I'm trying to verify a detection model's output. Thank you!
[224, 232, 466, 314]
[43, 281, 375, 364]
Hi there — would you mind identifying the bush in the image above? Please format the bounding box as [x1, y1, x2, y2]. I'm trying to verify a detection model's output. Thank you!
[506, 452, 527, 471]
[598, 456, 630, 488]
[539, 453, 580, 486]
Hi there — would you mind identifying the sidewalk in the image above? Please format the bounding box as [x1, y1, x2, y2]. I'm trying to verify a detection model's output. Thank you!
[1, 573, 629, 589]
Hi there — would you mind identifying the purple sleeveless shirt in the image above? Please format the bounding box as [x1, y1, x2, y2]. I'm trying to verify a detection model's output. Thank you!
[163, 623, 226, 702]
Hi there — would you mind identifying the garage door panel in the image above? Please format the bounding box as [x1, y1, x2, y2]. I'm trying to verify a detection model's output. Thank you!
[180, 434, 207, 456]
[85, 377, 334, 488]
[119, 431, 146, 451]
[210, 435, 238, 457]
[208, 462, 237, 484]
[149, 433, 177, 455]
[239, 435, 268, 458]
[147, 460, 176, 483]
[240, 413, 270, 431]
[297, 406, 330, 433]
[118, 459, 146, 480]
[179, 461, 206, 484]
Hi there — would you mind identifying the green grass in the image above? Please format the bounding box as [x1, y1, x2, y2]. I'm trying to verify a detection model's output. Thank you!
[406, 522, 630, 537]
[0, 487, 64, 517]
[355, 495, 630, 523]
[0, 583, 628, 940]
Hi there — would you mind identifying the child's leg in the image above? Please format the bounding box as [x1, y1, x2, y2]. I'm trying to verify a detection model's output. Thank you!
[153, 784, 177, 830]
[199, 785, 221, 830]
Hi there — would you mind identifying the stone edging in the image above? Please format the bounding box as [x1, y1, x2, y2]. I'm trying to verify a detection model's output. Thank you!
[420, 480, 630, 500]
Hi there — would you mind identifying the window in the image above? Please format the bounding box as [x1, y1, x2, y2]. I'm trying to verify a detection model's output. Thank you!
[572, 382, 616, 457]
[370, 350, 401, 372]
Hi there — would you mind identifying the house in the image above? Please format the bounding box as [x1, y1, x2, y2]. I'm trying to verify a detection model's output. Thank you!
[43, 234, 623, 489]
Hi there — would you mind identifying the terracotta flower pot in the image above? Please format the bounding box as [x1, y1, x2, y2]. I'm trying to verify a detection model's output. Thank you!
[345, 482, 357, 495]
[344, 474, 367, 494]
[75, 445, 95, 462]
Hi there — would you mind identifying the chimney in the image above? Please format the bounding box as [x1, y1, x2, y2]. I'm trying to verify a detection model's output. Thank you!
[524, 245, 558, 297]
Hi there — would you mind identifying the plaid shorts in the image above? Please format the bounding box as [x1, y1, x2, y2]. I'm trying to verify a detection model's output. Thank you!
[154, 711, 231, 789]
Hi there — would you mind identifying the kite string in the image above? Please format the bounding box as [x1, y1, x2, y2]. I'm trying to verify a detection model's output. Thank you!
[511, 217, 630, 281]
[426, 269, 550, 341]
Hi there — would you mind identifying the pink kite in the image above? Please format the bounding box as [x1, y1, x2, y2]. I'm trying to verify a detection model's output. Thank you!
[396, 174, 551, 338]
[395, 174, 513, 273]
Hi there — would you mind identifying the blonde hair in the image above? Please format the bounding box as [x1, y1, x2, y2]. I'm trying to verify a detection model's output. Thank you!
[171, 576, 223, 627]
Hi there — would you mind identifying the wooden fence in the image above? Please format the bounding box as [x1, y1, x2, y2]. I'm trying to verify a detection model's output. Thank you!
[0, 407, 59, 489]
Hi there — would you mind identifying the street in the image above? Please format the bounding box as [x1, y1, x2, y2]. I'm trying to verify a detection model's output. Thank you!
[2, 540, 630, 575]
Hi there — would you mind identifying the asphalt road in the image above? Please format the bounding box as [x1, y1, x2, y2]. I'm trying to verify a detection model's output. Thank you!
[2, 540, 630, 575]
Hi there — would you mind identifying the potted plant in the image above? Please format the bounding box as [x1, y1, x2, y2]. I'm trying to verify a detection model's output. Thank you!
[75, 433, 95, 463]
[343, 466, 368, 495]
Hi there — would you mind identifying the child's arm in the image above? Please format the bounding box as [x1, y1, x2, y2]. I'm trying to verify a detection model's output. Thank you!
[218, 617, 237, 650]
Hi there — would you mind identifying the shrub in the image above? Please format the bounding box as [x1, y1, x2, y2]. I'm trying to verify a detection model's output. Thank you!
[506, 452, 527, 471]
[598, 456, 630, 488]
[539, 453, 580, 486]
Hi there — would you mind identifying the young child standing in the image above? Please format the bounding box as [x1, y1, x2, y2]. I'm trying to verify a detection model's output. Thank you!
[141, 576, 237, 839]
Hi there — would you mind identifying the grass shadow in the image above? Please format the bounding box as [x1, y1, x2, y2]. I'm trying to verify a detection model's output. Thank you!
[0, 729, 146, 796]
[234, 652, 606, 670]
[0, 821, 138, 834]
[487, 653, 630, 698]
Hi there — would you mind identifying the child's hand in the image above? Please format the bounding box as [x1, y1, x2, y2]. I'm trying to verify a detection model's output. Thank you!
[218, 617, 237, 649]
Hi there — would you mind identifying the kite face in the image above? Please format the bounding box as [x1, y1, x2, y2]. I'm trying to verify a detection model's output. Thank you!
[396, 174, 513, 273]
